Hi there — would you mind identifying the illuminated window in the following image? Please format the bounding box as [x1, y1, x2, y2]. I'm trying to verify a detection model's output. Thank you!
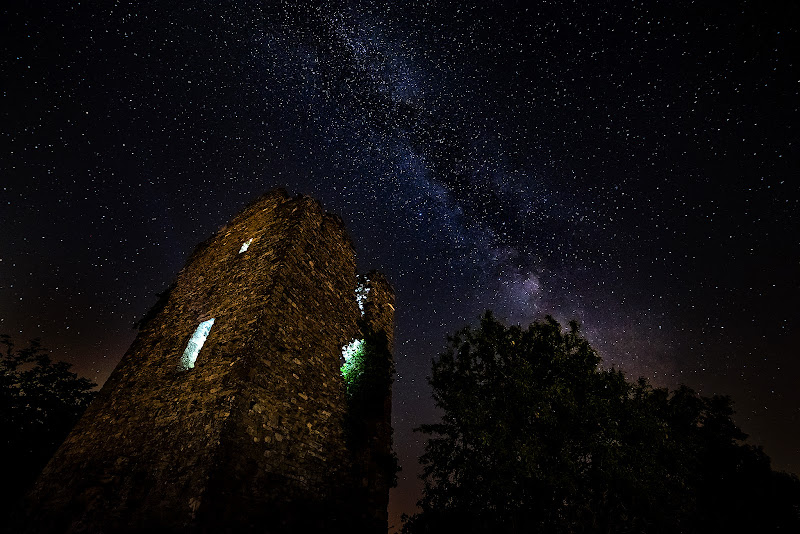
[179, 318, 215, 370]
[239, 238, 254, 253]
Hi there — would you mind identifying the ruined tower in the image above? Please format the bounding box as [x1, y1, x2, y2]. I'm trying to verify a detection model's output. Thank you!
[22, 190, 396, 533]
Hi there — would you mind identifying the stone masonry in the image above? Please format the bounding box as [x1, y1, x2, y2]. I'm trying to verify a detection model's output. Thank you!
[21, 189, 395, 533]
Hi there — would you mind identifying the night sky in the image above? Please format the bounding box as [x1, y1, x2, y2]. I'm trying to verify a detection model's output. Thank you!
[3, 0, 799, 529]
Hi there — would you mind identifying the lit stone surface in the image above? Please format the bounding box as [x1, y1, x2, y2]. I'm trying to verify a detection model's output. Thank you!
[21, 189, 395, 534]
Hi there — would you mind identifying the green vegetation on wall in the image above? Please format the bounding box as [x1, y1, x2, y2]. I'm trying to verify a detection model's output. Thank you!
[340, 339, 366, 391]
[341, 321, 399, 488]
[340, 325, 392, 407]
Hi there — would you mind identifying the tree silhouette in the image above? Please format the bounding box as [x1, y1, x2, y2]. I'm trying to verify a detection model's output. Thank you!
[403, 312, 800, 533]
[0, 335, 96, 518]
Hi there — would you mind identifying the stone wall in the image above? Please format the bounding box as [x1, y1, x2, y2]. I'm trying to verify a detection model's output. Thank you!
[355, 273, 396, 532]
[20, 189, 394, 533]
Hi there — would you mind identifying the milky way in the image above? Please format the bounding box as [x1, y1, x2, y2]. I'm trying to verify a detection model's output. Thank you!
[3, 1, 798, 529]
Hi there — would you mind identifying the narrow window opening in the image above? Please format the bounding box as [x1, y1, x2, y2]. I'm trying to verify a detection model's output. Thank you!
[239, 238, 254, 254]
[180, 318, 215, 370]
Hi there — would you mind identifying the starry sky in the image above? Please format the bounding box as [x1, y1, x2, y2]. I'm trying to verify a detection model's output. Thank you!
[3, 0, 799, 529]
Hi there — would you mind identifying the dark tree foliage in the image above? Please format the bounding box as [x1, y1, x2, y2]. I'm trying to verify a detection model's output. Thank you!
[403, 312, 800, 533]
[0, 335, 96, 516]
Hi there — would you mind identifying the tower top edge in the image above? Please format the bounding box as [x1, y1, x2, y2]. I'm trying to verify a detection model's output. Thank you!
[235, 188, 349, 233]
[363, 270, 395, 302]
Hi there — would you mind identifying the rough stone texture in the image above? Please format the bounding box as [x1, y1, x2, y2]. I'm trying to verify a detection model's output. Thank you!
[20, 190, 394, 533]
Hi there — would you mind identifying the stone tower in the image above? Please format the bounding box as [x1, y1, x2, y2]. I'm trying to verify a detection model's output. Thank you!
[21, 190, 395, 533]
